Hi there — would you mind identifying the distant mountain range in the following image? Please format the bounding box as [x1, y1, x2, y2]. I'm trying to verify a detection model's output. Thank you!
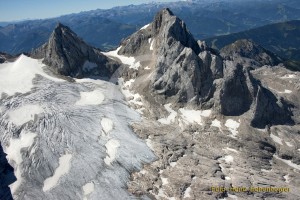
[1, 0, 300, 54]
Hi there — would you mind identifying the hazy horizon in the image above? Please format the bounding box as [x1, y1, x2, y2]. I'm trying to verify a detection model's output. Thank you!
[0, 0, 177, 22]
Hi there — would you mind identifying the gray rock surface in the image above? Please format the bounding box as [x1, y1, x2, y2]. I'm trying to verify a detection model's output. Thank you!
[31, 23, 119, 78]
[1, 7, 300, 200]
[220, 39, 282, 68]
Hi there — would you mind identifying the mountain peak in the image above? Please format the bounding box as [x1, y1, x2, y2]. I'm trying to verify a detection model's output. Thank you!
[221, 39, 282, 67]
[31, 24, 119, 77]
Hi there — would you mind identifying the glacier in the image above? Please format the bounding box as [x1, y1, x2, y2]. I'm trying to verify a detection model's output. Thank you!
[0, 55, 155, 200]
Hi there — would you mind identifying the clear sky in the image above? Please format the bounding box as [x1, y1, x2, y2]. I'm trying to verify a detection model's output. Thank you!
[0, 0, 176, 22]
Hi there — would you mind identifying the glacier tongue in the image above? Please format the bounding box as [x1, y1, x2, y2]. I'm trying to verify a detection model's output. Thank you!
[0, 57, 155, 200]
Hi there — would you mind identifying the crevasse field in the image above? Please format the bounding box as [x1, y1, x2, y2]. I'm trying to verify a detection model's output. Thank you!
[0, 55, 155, 200]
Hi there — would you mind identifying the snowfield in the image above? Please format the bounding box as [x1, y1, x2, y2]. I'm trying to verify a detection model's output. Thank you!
[0, 56, 155, 200]
[0, 54, 63, 96]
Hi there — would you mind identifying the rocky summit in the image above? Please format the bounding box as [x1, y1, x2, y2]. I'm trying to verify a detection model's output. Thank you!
[31, 23, 119, 78]
[1, 8, 300, 200]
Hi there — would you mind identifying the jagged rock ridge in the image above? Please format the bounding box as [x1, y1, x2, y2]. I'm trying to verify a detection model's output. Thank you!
[114, 8, 295, 128]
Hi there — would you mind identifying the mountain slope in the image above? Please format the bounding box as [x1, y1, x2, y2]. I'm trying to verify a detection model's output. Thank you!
[31, 23, 119, 77]
[1, 7, 300, 200]
[103, 8, 300, 199]
[205, 20, 300, 63]
[1, 0, 300, 55]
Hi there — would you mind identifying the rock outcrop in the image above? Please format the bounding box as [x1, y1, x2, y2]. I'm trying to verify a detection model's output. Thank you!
[31, 23, 119, 78]
[220, 39, 282, 68]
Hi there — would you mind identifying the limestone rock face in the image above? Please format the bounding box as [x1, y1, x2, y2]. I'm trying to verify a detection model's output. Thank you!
[114, 8, 295, 129]
[32, 23, 119, 78]
[220, 39, 282, 68]
[251, 86, 295, 128]
[220, 61, 255, 116]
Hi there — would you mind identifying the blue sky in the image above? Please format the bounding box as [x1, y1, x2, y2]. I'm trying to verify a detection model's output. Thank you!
[0, 0, 176, 21]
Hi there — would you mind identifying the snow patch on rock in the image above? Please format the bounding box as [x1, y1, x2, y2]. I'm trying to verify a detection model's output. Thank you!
[183, 186, 191, 198]
[158, 104, 178, 124]
[270, 133, 283, 145]
[150, 39, 155, 50]
[225, 119, 240, 137]
[140, 23, 150, 30]
[103, 47, 140, 70]
[211, 119, 221, 128]
[179, 108, 211, 125]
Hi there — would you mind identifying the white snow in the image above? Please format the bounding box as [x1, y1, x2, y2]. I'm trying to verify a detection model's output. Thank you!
[7, 104, 43, 126]
[102, 47, 140, 70]
[228, 194, 238, 199]
[269, 87, 292, 94]
[211, 119, 221, 128]
[224, 147, 238, 153]
[150, 39, 155, 50]
[283, 89, 292, 94]
[104, 139, 120, 165]
[161, 177, 169, 185]
[183, 186, 192, 198]
[119, 78, 144, 106]
[82, 61, 97, 71]
[43, 154, 73, 192]
[75, 90, 104, 105]
[158, 104, 178, 124]
[124, 79, 135, 88]
[170, 162, 177, 167]
[146, 139, 154, 151]
[261, 169, 271, 173]
[285, 141, 293, 147]
[225, 119, 240, 137]
[273, 155, 300, 171]
[283, 174, 290, 183]
[101, 118, 114, 134]
[270, 133, 283, 145]
[0, 54, 63, 96]
[179, 108, 211, 125]
[281, 74, 296, 79]
[140, 23, 150, 30]
[139, 170, 147, 175]
[82, 182, 95, 200]
[224, 155, 234, 163]
[5, 131, 37, 194]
